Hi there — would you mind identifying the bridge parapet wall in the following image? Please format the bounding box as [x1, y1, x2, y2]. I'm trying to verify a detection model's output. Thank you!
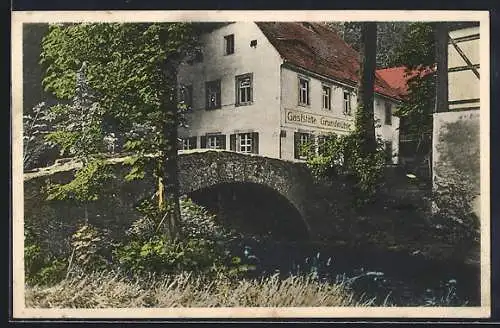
[23, 151, 338, 254]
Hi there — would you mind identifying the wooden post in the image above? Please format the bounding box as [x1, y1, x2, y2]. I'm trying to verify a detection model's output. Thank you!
[434, 22, 449, 113]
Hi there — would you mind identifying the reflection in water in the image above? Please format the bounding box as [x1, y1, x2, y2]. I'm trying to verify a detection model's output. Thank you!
[188, 182, 480, 306]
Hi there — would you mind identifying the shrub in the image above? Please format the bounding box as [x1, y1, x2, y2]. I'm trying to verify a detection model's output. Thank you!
[68, 223, 113, 272]
[24, 224, 69, 286]
[113, 197, 238, 276]
[306, 133, 386, 206]
[24, 241, 68, 287]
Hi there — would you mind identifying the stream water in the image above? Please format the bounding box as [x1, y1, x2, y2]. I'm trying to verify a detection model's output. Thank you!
[229, 238, 480, 306]
[189, 183, 481, 307]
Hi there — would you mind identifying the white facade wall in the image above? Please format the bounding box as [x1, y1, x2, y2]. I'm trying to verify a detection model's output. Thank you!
[177, 22, 283, 158]
[279, 67, 400, 163]
[374, 96, 401, 164]
[178, 22, 400, 164]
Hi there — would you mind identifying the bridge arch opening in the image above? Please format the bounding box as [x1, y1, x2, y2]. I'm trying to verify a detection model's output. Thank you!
[187, 182, 310, 242]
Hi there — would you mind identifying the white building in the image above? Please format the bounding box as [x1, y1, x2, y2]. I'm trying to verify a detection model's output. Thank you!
[177, 22, 402, 163]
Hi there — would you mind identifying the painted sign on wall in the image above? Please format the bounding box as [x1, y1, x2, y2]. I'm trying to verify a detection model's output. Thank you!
[284, 109, 353, 132]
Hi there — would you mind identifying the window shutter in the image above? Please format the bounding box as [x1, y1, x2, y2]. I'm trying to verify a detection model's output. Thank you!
[307, 83, 310, 105]
[252, 132, 259, 154]
[216, 80, 221, 108]
[230, 134, 236, 151]
[200, 136, 207, 148]
[235, 77, 239, 106]
[190, 136, 197, 149]
[220, 134, 226, 149]
[294, 132, 300, 159]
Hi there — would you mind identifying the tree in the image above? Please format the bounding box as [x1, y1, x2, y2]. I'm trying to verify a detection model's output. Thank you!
[23, 23, 60, 169]
[355, 22, 377, 155]
[324, 22, 409, 68]
[23, 101, 55, 170]
[44, 62, 113, 223]
[40, 23, 200, 240]
[390, 23, 436, 172]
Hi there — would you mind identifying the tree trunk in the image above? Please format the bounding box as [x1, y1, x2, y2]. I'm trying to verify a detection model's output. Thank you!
[355, 22, 377, 156]
[161, 61, 182, 241]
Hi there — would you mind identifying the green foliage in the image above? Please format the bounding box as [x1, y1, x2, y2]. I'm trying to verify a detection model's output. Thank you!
[390, 23, 435, 69]
[391, 23, 436, 161]
[46, 159, 113, 202]
[114, 236, 226, 275]
[394, 72, 435, 141]
[325, 22, 410, 68]
[113, 197, 237, 276]
[28, 258, 68, 287]
[433, 174, 480, 243]
[69, 224, 112, 271]
[40, 22, 202, 239]
[41, 22, 199, 150]
[25, 230, 68, 286]
[44, 64, 106, 158]
[306, 132, 386, 206]
[23, 102, 56, 170]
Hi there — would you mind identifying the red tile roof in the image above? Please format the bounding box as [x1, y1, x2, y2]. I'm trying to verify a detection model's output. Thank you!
[376, 66, 434, 97]
[256, 22, 402, 100]
[376, 67, 409, 96]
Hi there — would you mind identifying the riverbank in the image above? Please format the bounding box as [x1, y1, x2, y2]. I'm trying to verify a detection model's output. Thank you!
[25, 270, 374, 308]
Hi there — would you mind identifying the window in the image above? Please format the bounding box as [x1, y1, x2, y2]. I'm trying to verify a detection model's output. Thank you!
[230, 132, 259, 154]
[343, 90, 351, 115]
[224, 34, 235, 55]
[385, 141, 393, 163]
[236, 74, 253, 105]
[294, 132, 313, 159]
[298, 77, 310, 105]
[201, 134, 226, 149]
[322, 85, 331, 110]
[385, 102, 392, 125]
[181, 137, 197, 150]
[180, 85, 193, 109]
[205, 80, 221, 110]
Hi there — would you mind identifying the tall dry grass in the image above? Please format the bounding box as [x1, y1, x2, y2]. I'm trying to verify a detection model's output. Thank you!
[26, 271, 375, 308]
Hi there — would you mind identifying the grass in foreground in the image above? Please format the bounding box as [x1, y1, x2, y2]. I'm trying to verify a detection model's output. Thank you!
[26, 271, 375, 308]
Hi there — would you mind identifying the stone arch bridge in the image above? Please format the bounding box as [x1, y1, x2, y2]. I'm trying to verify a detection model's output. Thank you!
[24, 150, 350, 242]
[177, 150, 320, 238]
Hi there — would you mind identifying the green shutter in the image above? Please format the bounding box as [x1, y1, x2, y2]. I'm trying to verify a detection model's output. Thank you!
[190, 136, 197, 149]
[230, 134, 236, 151]
[294, 132, 300, 159]
[220, 134, 226, 149]
[252, 132, 259, 154]
[216, 80, 221, 109]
